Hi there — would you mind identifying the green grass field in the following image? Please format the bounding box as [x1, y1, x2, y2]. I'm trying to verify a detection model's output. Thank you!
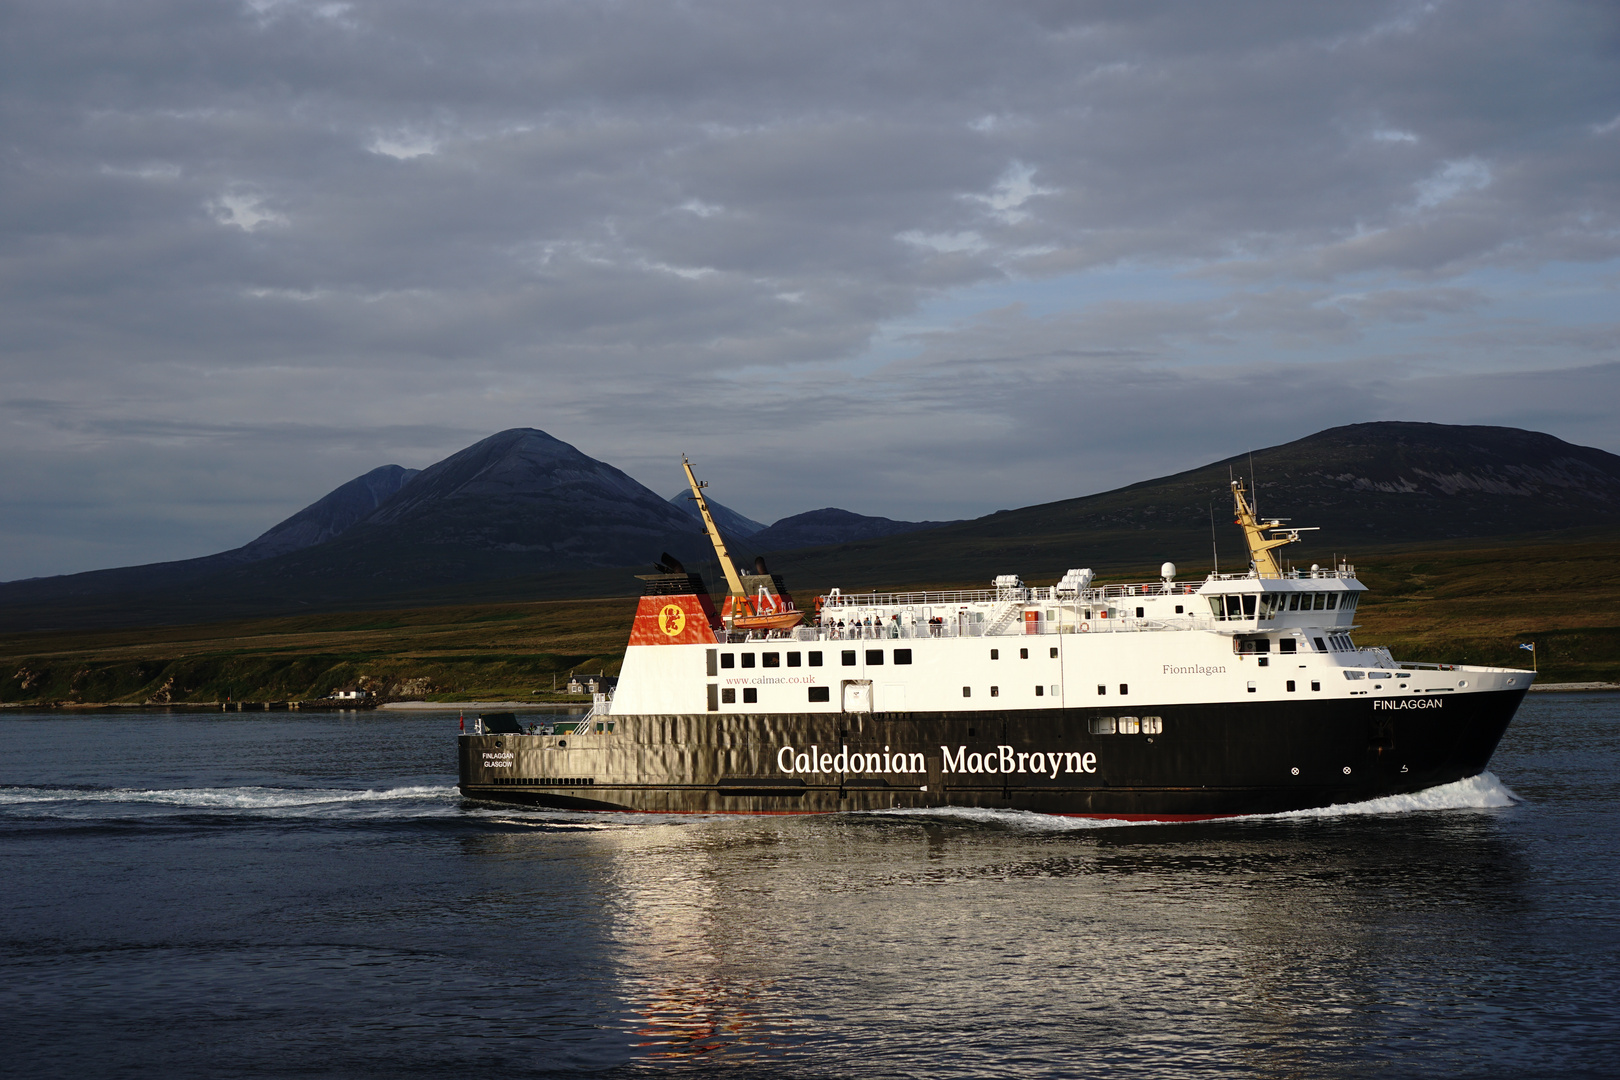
[3, 538, 1616, 706]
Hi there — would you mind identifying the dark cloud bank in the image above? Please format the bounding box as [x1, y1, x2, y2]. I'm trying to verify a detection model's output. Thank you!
[3, 0, 1617, 579]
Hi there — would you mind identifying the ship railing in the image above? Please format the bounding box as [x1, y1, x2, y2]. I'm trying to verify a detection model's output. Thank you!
[765, 612, 1225, 642]
[817, 580, 1205, 610]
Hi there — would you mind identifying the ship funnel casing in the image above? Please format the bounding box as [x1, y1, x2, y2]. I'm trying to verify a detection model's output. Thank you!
[629, 573, 722, 646]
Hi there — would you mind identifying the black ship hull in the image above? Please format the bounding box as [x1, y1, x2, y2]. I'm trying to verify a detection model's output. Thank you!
[457, 688, 1525, 819]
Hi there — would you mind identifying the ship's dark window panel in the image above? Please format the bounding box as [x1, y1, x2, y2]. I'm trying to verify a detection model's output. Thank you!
[1242, 595, 1257, 617]
[762, 652, 780, 668]
[741, 654, 756, 669]
[1311, 681, 1321, 691]
[1279, 639, 1296, 654]
[1287, 680, 1296, 692]
[866, 650, 884, 666]
[1314, 638, 1327, 653]
[1035, 685, 1044, 696]
[1289, 594, 1301, 611]
[990, 686, 1000, 697]
[1175, 605, 1184, 614]
[990, 649, 999, 660]
[1090, 716, 1116, 735]
[841, 651, 856, 666]
[1257, 656, 1268, 667]
[721, 654, 735, 669]
[808, 651, 823, 667]
[721, 688, 736, 703]
[1097, 685, 1107, 695]
[1142, 716, 1163, 734]
[809, 686, 830, 702]
[1326, 594, 1338, 609]
[962, 687, 971, 698]
[787, 652, 802, 667]
[706, 649, 718, 677]
[894, 649, 912, 665]
[1084, 609, 1093, 619]
[707, 684, 719, 711]
[1119, 683, 1129, 695]
[1020, 648, 1028, 659]
[1050, 647, 1059, 658]
[1135, 607, 1145, 618]
[743, 688, 758, 704]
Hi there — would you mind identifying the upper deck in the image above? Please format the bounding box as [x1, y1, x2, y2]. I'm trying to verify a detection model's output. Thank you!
[724, 564, 1368, 645]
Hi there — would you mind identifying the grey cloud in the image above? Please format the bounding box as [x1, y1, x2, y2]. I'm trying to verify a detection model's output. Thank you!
[3, 0, 1618, 577]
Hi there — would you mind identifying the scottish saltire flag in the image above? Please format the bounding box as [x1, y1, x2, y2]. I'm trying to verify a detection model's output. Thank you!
[1519, 643, 1535, 651]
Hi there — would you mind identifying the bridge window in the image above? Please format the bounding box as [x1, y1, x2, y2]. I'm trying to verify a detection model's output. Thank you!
[1326, 594, 1338, 610]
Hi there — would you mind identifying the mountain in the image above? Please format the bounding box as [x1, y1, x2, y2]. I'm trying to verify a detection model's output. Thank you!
[4, 421, 1617, 631]
[666, 491, 767, 537]
[0, 429, 722, 628]
[766, 422, 1620, 589]
[236, 464, 419, 561]
[749, 508, 960, 551]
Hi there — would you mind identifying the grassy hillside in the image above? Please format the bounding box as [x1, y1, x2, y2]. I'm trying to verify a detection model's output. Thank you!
[0, 597, 636, 707]
[3, 537, 1616, 706]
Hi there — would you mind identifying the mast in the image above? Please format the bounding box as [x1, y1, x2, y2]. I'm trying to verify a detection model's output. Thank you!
[683, 457, 746, 600]
[1231, 479, 1315, 579]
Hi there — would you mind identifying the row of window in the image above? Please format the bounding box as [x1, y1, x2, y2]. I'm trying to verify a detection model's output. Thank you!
[1237, 635, 1354, 657]
[1089, 716, 1164, 735]
[959, 685, 1064, 698]
[988, 648, 1060, 660]
[1211, 592, 1360, 621]
[487, 777, 596, 786]
[711, 648, 916, 672]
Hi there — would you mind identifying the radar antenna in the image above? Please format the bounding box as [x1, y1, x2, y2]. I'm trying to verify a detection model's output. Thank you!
[1232, 479, 1317, 579]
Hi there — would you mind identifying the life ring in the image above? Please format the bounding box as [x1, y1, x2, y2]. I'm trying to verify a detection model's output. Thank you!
[1078, 621, 1090, 633]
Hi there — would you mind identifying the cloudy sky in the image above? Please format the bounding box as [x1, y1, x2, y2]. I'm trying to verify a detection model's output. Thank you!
[4, 0, 1618, 579]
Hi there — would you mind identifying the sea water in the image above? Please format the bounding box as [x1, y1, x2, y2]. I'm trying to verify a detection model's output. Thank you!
[1, 695, 1616, 1079]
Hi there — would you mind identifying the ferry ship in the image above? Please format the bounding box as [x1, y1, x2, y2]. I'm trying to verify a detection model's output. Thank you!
[458, 462, 1532, 819]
